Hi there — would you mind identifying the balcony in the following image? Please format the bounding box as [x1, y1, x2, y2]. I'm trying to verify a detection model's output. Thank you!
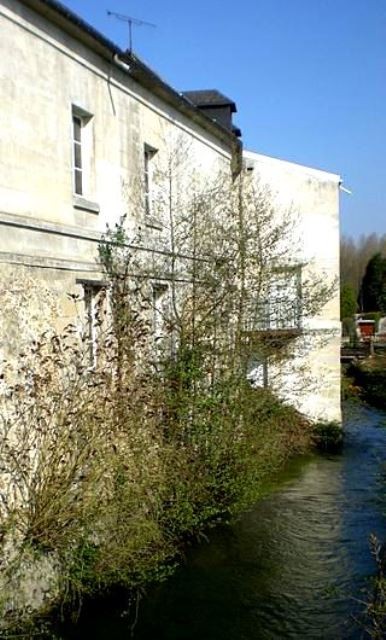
[242, 299, 302, 350]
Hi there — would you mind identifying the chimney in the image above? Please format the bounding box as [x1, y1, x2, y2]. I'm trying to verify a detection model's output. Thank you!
[182, 89, 241, 137]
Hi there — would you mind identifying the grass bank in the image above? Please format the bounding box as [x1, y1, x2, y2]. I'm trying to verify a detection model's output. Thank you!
[348, 355, 386, 410]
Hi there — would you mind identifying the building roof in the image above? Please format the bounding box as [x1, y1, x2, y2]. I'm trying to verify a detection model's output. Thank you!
[24, 0, 122, 55]
[243, 149, 341, 183]
[19, 0, 241, 153]
[182, 90, 237, 113]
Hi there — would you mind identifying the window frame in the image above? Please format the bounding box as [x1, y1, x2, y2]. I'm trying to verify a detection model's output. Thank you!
[72, 112, 84, 196]
[245, 265, 303, 332]
[152, 282, 169, 342]
[77, 279, 108, 368]
[144, 143, 158, 217]
[71, 105, 95, 205]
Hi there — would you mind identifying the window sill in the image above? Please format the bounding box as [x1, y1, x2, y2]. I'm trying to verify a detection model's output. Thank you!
[145, 216, 163, 230]
[73, 195, 100, 214]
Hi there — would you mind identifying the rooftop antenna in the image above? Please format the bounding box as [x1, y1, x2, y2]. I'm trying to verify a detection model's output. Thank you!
[107, 11, 156, 53]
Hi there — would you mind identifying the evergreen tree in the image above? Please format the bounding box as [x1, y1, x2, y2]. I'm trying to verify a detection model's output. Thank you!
[340, 283, 357, 319]
[360, 253, 386, 312]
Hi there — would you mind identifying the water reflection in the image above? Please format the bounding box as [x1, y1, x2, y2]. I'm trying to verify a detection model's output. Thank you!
[58, 402, 386, 640]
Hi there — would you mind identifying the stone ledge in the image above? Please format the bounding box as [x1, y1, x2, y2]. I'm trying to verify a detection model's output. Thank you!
[72, 196, 100, 214]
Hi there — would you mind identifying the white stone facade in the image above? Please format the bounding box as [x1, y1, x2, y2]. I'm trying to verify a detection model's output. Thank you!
[0, 0, 239, 359]
[244, 151, 341, 422]
[0, 0, 341, 422]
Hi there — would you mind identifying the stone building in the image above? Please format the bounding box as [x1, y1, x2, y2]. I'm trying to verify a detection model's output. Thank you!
[0, 0, 241, 357]
[0, 0, 340, 421]
[244, 151, 341, 422]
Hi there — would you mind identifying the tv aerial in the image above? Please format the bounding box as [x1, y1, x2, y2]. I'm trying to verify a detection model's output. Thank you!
[107, 11, 156, 52]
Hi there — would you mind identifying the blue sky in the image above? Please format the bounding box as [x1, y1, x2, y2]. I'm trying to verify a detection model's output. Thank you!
[63, 0, 386, 238]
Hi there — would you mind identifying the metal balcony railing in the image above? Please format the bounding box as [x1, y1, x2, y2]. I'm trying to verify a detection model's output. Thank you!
[243, 299, 302, 333]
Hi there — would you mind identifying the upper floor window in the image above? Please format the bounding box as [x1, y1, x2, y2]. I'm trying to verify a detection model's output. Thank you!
[71, 105, 93, 200]
[144, 144, 157, 216]
[72, 113, 83, 195]
[244, 266, 303, 332]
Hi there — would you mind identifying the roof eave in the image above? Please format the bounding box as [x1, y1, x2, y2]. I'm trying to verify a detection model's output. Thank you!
[21, 0, 121, 59]
[124, 52, 241, 151]
[19, 0, 241, 152]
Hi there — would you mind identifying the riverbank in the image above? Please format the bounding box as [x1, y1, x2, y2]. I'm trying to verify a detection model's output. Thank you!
[52, 400, 386, 639]
[0, 385, 315, 637]
[347, 354, 386, 409]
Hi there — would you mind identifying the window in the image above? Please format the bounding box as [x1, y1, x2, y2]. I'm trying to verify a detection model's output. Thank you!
[152, 283, 168, 341]
[268, 267, 302, 330]
[81, 282, 106, 367]
[144, 144, 157, 216]
[72, 113, 83, 195]
[71, 105, 94, 202]
[247, 354, 269, 388]
[244, 266, 302, 332]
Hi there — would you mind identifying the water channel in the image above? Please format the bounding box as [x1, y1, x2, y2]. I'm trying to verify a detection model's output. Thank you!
[58, 401, 386, 639]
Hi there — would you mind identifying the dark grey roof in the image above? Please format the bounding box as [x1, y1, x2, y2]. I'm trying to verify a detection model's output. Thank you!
[182, 90, 237, 113]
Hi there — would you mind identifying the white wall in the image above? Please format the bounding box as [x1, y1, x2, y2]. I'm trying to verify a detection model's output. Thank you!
[244, 151, 341, 423]
[0, 0, 234, 360]
[0, 0, 232, 246]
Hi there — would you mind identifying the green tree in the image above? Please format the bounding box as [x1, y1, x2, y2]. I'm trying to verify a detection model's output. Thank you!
[360, 253, 386, 313]
[340, 283, 357, 319]
[340, 233, 386, 305]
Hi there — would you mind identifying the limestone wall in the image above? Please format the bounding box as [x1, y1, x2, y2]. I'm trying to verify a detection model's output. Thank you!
[244, 151, 341, 423]
[0, 0, 234, 361]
